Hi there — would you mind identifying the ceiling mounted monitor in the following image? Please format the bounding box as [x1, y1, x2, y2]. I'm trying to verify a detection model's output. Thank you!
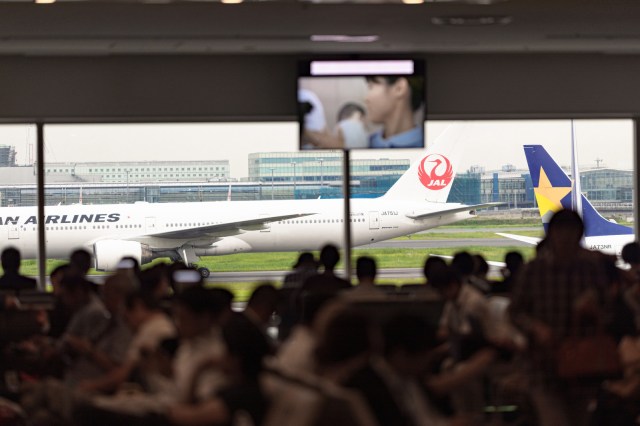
[298, 59, 425, 150]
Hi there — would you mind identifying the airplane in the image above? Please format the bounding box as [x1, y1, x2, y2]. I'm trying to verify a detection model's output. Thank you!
[0, 129, 498, 278]
[497, 144, 634, 256]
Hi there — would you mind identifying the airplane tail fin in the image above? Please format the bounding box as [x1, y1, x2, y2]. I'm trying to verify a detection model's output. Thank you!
[524, 145, 632, 237]
[383, 125, 466, 202]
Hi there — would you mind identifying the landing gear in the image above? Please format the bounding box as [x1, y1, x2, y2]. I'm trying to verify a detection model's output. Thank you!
[176, 246, 209, 278]
[197, 267, 210, 279]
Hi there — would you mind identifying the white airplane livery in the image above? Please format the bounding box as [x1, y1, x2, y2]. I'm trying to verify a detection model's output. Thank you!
[0, 130, 496, 277]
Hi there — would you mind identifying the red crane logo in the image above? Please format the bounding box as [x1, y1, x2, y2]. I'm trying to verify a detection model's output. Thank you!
[418, 154, 454, 190]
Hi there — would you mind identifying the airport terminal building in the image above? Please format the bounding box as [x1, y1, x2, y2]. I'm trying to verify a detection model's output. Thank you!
[0, 154, 632, 212]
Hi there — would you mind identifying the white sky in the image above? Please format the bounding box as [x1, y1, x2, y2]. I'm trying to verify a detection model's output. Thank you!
[0, 119, 633, 178]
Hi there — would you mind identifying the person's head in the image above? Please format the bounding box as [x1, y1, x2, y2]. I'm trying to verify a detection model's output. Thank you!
[337, 102, 366, 122]
[356, 256, 377, 284]
[423, 256, 447, 283]
[208, 288, 234, 325]
[140, 263, 171, 300]
[383, 314, 438, 376]
[117, 256, 141, 277]
[429, 265, 463, 301]
[547, 209, 584, 253]
[319, 244, 341, 272]
[59, 274, 92, 311]
[504, 251, 524, 277]
[451, 251, 474, 278]
[247, 283, 279, 325]
[294, 252, 317, 270]
[1, 247, 21, 274]
[50, 263, 70, 295]
[102, 271, 137, 315]
[472, 254, 489, 279]
[222, 314, 271, 381]
[622, 242, 640, 266]
[125, 291, 160, 331]
[171, 268, 203, 293]
[364, 76, 423, 125]
[174, 285, 220, 339]
[69, 249, 92, 275]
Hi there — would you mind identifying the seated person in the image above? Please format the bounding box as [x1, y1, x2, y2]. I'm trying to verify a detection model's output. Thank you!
[170, 284, 228, 404]
[275, 292, 336, 377]
[20, 272, 136, 424]
[302, 244, 351, 294]
[0, 247, 36, 294]
[168, 312, 271, 426]
[64, 271, 136, 385]
[78, 291, 176, 394]
[342, 256, 386, 300]
[241, 283, 279, 349]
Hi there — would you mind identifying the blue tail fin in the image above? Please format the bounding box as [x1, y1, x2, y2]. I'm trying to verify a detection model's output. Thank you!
[523, 145, 632, 237]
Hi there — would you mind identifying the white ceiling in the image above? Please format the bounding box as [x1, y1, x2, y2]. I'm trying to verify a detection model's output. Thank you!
[0, 0, 640, 55]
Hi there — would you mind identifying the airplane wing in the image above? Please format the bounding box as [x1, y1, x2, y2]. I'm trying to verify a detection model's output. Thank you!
[406, 203, 502, 220]
[146, 213, 315, 240]
[495, 232, 541, 246]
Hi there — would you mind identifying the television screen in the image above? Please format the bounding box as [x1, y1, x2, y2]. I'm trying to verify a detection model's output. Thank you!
[298, 59, 425, 150]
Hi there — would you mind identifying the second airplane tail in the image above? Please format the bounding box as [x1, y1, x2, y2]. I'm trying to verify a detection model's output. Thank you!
[383, 125, 466, 203]
[524, 144, 632, 237]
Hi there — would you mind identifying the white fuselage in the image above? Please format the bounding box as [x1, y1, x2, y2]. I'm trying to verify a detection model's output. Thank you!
[0, 198, 474, 261]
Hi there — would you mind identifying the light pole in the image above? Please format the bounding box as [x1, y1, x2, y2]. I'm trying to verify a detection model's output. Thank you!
[125, 169, 130, 203]
[270, 168, 275, 200]
[319, 158, 324, 197]
[291, 162, 296, 199]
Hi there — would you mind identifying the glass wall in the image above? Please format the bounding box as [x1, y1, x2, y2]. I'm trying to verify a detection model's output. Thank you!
[0, 120, 633, 282]
[0, 125, 39, 279]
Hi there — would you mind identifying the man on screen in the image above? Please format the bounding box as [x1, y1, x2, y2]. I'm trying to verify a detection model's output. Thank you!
[365, 76, 424, 148]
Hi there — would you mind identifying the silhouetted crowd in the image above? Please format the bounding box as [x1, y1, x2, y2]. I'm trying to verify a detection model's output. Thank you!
[1, 209, 640, 425]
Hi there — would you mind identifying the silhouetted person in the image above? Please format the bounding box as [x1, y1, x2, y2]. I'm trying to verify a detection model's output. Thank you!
[48, 264, 73, 338]
[622, 241, 640, 287]
[423, 255, 447, 286]
[622, 242, 640, 332]
[0, 247, 36, 294]
[69, 249, 92, 277]
[245, 283, 279, 330]
[282, 252, 318, 289]
[239, 283, 279, 351]
[510, 209, 612, 426]
[302, 244, 351, 293]
[492, 251, 524, 294]
[343, 256, 384, 300]
[69, 248, 99, 294]
[452, 251, 488, 294]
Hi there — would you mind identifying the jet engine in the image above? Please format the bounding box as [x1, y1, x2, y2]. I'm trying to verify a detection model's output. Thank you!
[93, 240, 153, 271]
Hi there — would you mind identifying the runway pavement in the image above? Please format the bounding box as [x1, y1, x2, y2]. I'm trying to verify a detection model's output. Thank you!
[205, 267, 426, 283]
[360, 238, 530, 249]
[205, 235, 524, 283]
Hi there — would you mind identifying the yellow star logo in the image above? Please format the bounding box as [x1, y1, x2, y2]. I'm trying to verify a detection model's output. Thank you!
[534, 167, 572, 218]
